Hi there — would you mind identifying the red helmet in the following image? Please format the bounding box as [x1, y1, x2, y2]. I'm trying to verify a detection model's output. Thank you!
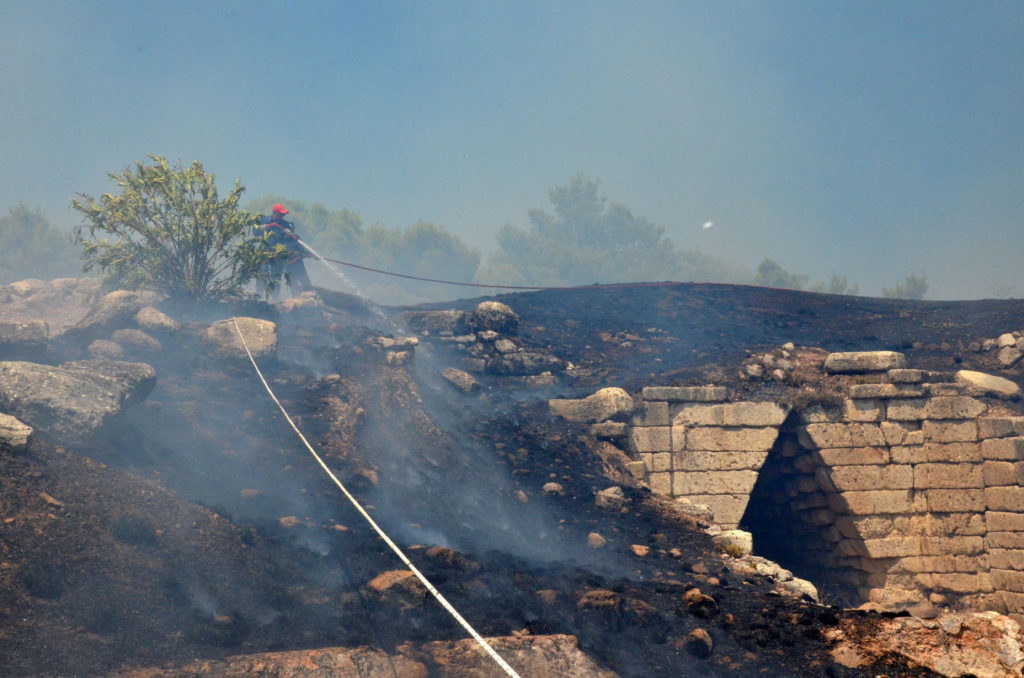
[272, 204, 288, 215]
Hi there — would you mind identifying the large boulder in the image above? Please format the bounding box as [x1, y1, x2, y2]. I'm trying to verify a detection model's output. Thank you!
[201, 317, 277, 361]
[71, 290, 162, 339]
[134, 307, 181, 334]
[471, 301, 520, 335]
[549, 387, 635, 423]
[0, 359, 156, 445]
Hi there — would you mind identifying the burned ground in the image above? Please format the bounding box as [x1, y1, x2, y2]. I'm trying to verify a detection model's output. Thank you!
[4, 282, 1024, 677]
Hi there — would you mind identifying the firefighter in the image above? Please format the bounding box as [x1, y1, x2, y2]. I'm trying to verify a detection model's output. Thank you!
[257, 204, 311, 298]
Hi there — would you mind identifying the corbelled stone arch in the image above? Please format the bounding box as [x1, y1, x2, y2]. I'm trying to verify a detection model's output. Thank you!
[739, 411, 870, 606]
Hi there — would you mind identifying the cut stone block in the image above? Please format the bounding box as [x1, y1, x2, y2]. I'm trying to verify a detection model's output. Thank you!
[641, 385, 727, 402]
[921, 420, 978, 443]
[824, 351, 907, 373]
[907, 442, 982, 464]
[797, 423, 885, 449]
[979, 418, 1024, 440]
[828, 464, 913, 491]
[671, 401, 788, 427]
[848, 383, 923, 399]
[987, 511, 1024, 533]
[983, 461, 1024, 487]
[682, 426, 779, 451]
[985, 486, 1024, 512]
[888, 368, 926, 383]
[840, 490, 925, 515]
[982, 437, 1024, 461]
[925, 489, 985, 513]
[633, 400, 669, 426]
[914, 463, 983, 489]
[630, 426, 671, 453]
[844, 398, 884, 422]
[886, 398, 928, 421]
[816, 446, 889, 466]
[672, 449, 770, 472]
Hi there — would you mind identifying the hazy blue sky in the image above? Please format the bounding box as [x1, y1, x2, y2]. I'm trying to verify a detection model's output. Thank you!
[2, 1, 1022, 299]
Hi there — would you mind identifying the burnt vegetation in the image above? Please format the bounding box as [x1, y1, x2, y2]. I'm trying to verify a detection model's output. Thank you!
[4, 281, 1024, 677]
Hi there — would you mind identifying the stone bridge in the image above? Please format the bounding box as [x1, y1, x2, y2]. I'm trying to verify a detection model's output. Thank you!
[626, 351, 1024, 617]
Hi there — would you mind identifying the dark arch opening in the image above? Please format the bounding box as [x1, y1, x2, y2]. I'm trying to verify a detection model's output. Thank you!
[739, 412, 863, 606]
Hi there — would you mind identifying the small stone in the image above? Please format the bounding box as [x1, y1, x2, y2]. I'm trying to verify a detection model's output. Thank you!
[541, 482, 565, 496]
[685, 588, 719, 618]
[441, 367, 480, 394]
[631, 544, 650, 557]
[278, 516, 301, 528]
[587, 532, 607, 548]
[515, 489, 529, 503]
[744, 363, 764, 378]
[711, 530, 753, 556]
[684, 628, 714, 658]
[782, 342, 795, 351]
[595, 486, 626, 511]
[983, 338, 998, 352]
[998, 333, 1017, 348]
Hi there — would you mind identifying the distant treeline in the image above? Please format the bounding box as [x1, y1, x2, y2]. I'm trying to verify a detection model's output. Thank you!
[2, 176, 927, 303]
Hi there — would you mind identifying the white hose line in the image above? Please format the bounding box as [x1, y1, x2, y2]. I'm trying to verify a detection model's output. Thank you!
[230, 318, 522, 678]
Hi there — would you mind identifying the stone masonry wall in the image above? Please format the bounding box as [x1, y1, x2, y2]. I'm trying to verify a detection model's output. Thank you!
[630, 354, 1024, 617]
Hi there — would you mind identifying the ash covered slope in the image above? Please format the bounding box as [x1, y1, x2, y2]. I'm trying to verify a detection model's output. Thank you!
[3, 280, 1024, 677]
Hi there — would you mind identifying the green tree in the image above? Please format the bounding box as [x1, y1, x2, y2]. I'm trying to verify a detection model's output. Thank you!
[881, 271, 928, 300]
[479, 175, 725, 286]
[72, 155, 280, 301]
[753, 258, 809, 290]
[0, 204, 80, 283]
[810, 271, 859, 295]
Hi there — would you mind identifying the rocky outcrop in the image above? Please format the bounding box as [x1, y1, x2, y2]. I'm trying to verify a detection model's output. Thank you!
[65, 289, 162, 342]
[827, 610, 1024, 678]
[0, 359, 155, 445]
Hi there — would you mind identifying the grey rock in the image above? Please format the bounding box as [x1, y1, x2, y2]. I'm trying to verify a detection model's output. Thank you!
[112, 329, 162, 355]
[488, 351, 564, 376]
[998, 333, 1017, 348]
[542, 482, 565, 496]
[549, 387, 634, 423]
[956, 370, 1021, 399]
[711, 529, 753, 556]
[73, 290, 162, 338]
[441, 367, 479, 394]
[0, 412, 32, 451]
[494, 338, 518, 354]
[0, 359, 155, 445]
[999, 346, 1023, 368]
[134, 307, 181, 334]
[470, 301, 520, 335]
[0, 320, 48, 349]
[477, 330, 500, 342]
[8, 279, 47, 297]
[595, 486, 626, 511]
[201, 317, 277, 360]
[983, 338, 998, 352]
[589, 421, 627, 439]
[399, 309, 471, 335]
[88, 339, 125, 360]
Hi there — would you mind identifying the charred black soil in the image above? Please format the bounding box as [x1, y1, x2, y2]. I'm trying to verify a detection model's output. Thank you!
[5, 282, 1023, 677]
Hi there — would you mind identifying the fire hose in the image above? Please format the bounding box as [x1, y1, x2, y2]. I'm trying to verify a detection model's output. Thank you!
[230, 318, 523, 678]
